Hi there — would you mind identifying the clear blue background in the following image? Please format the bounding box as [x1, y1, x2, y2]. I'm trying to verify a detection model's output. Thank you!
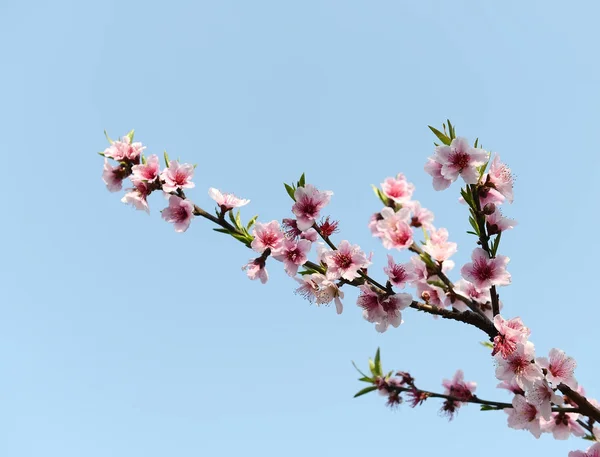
[1, 1, 598, 456]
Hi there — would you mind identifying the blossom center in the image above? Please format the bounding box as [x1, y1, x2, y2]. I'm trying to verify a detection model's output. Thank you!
[334, 253, 353, 269]
[451, 152, 470, 171]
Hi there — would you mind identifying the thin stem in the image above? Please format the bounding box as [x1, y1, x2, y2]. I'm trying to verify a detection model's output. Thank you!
[470, 185, 500, 317]
[387, 384, 581, 414]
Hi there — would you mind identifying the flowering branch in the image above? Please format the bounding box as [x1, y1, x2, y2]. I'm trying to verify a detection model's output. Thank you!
[99, 122, 600, 456]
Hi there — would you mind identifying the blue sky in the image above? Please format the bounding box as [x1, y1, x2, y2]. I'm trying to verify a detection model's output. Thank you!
[1, 1, 599, 456]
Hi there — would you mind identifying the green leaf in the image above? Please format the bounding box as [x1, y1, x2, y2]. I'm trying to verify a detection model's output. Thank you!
[468, 216, 480, 235]
[246, 215, 258, 230]
[231, 232, 251, 245]
[480, 341, 494, 349]
[213, 228, 230, 234]
[428, 126, 451, 146]
[358, 376, 374, 383]
[374, 348, 381, 376]
[235, 210, 242, 229]
[426, 280, 446, 289]
[284, 183, 296, 201]
[474, 138, 479, 148]
[351, 361, 369, 378]
[446, 119, 455, 140]
[164, 150, 170, 167]
[298, 173, 306, 188]
[353, 386, 378, 398]
[141, 155, 147, 165]
[97, 151, 106, 157]
[126, 129, 135, 143]
[228, 210, 237, 228]
[480, 404, 500, 411]
[104, 130, 114, 144]
[466, 231, 478, 236]
[491, 232, 502, 257]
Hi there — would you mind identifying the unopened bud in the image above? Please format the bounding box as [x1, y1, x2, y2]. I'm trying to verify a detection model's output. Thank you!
[483, 203, 496, 215]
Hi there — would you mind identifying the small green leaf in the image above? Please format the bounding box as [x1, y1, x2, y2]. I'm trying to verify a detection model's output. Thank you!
[374, 348, 381, 376]
[298, 173, 306, 188]
[354, 386, 378, 398]
[228, 210, 237, 228]
[480, 404, 500, 411]
[368, 359, 376, 376]
[358, 376, 374, 383]
[213, 228, 230, 234]
[284, 183, 296, 201]
[466, 231, 478, 236]
[480, 341, 494, 349]
[428, 126, 451, 146]
[351, 361, 369, 378]
[246, 215, 258, 230]
[235, 210, 242, 228]
[141, 155, 147, 165]
[474, 138, 479, 148]
[164, 150, 170, 167]
[97, 151, 106, 157]
[126, 129, 135, 143]
[426, 280, 446, 289]
[491, 232, 502, 257]
[468, 216, 480, 234]
[446, 119, 455, 140]
[104, 130, 114, 144]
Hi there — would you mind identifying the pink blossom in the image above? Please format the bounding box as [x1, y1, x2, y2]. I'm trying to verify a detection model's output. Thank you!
[300, 228, 318, 242]
[102, 159, 124, 192]
[495, 342, 543, 389]
[322, 240, 370, 281]
[542, 412, 586, 440]
[486, 209, 517, 235]
[208, 187, 250, 211]
[423, 227, 457, 262]
[272, 238, 311, 276]
[384, 255, 416, 288]
[492, 315, 531, 358]
[487, 155, 514, 203]
[242, 258, 268, 284]
[404, 201, 434, 231]
[251, 221, 285, 254]
[449, 279, 492, 311]
[295, 273, 344, 314]
[292, 184, 333, 231]
[103, 134, 145, 162]
[281, 218, 303, 239]
[375, 208, 414, 250]
[569, 443, 600, 457]
[497, 379, 525, 396]
[416, 282, 446, 309]
[369, 212, 383, 235]
[161, 160, 195, 193]
[442, 370, 477, 403]
[424, 158, 452, 191]
[461, 248, 511, 289]
[526, 379, 563, 420]
[380, 173, 414, 204]
[131, 154, 160, 184]
[356, 285, 411, 332]
[479, 186, 506, 207]
[432, 137, 488, 184]
[504, 394, 543, 438]
[121, 181, 151, 213]
[161, 195, 194, 232]
[537, 348, 578, 389]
